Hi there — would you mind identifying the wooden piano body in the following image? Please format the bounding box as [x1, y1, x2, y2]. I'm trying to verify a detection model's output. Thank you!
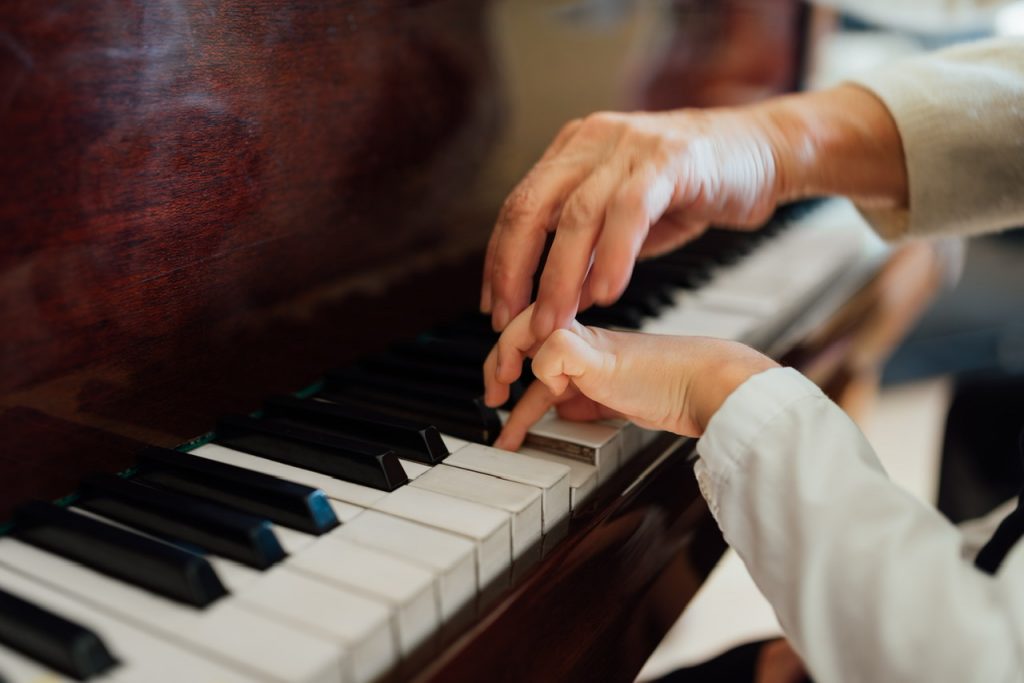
[0, 2, 943, 681]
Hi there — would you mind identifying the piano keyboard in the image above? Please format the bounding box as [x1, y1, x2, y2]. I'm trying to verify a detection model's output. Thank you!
[0, 199, 884, 683]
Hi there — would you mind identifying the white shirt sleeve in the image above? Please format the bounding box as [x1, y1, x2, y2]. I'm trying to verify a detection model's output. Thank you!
[694, 367, 1024, 682]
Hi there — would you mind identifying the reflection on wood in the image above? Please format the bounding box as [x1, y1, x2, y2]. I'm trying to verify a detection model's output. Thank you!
[0, 0, 805, 514]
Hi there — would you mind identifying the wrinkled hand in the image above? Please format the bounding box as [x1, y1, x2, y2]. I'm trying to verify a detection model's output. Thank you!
[484, 305, 778, 450]
[481, 107, 787, 338]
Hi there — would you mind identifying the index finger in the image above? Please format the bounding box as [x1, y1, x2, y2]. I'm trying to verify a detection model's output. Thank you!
[493, 380, 561, 451]
[483, 303, 541, 408]
[488, 161, 590, 330]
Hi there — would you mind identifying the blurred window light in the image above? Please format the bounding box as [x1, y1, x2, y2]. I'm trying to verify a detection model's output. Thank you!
[995, 1, 1024, 36]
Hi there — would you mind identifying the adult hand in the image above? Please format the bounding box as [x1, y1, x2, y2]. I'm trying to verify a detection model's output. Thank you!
[480, 85, 908, 340]
[484, 305, 778, 450]
[481, 106, 788, 338]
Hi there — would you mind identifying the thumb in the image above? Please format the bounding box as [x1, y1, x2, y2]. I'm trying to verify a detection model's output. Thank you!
[531, 328, 612, 400]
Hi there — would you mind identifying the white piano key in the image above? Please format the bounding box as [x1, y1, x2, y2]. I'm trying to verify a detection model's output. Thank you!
[410, 464, 542, 561]
[440, 434, 470, 453]
[236, 568, 395, 683]
[518, 447, 597, 509]
[639, 302, 761, 341]
[695, 232, 861, 318]
[274, 524, 318, 554]
[399, 459, 430, 480]
[102, 495, 396, 683]
[0, 539, 345, 683]
[67, 477, 398, 683]
[75, 491, 417, 683]
[194, 443, 506, 602]
[271, 502, 359, 554]
[288, 536, 439, 659]
[370, 486, 511, 592]
[334, 511, 477, 627]
[0, 563, 259, 683]
[0, 642, 76, 683]
[598, 419, 641, 464]
[331, 499, 364, 521]
[674, 203, 872, 326]
[177, 552, 395, 683]
[497, 412, 622, 482]
[443, 444, 571, 533]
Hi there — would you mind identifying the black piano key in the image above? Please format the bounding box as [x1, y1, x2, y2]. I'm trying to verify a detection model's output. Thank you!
[432, 314, 499, 342]
[611, 288, 666, 317]
[77, 473, 286, 570]
[318, 392, 495, 444]
[392, 337, 492, 366]
[12, 502, 226, 608]
[360, 355, 482, 393]
[264, 395, 448, 465]
[577, 305, 646, 329]
[359, 353, 526, 406]
[668, 237, 747, 264]
[633, 261, 712, 289]
[327, 365, 492, 408]
[772, 198, 822, 225]
[135, 447, 339, 535]
[0, 586, 118, 681]
[215, 415, 409, 491]
[324, 367, 502, 443]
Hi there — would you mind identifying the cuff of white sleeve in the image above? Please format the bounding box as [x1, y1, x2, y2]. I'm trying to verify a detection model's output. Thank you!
[694, 367, 824, 513]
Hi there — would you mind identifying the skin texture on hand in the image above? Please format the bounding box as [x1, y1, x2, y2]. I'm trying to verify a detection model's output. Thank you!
[481, 107, 786, 338]
[484, 305, 779, 451]
[480, 84, 907, 339]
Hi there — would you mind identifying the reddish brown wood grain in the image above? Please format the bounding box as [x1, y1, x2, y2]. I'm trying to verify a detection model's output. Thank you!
[0, 8, 808, 681]
[0, 0, 496, 392]
[0, 0, 805, 518]
[0, 3, 896, 681]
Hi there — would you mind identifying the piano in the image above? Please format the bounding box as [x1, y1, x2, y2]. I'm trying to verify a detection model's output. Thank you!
[0, 2, 944, 682]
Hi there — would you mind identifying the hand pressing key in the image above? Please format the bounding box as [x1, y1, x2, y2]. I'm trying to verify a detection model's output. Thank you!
[480, 108, 785, 338]
[480, 85, 908, 340]
[483, 304, 778, 451]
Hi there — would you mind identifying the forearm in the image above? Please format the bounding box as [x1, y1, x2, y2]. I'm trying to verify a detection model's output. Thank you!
[756, 84, 909, 212]
[756, 37, 1024, 240]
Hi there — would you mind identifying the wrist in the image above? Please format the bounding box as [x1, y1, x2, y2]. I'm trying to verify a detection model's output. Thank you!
[754, 85, 908, 209]
[690, 350, 778, 434]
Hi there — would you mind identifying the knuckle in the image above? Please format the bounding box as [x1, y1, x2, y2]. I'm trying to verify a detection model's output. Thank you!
[499, 187, 535, 226]
[560, 117, 584, 137]
[561, 192, 597, 229]
[613, 180, 646, 208]
[582, 111, 620, 129]
[490, 264, 517, 293]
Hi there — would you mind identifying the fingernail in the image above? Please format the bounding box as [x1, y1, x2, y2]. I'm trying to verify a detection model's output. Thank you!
[494, 431, 515, 451]
[493, 301, 510, 331]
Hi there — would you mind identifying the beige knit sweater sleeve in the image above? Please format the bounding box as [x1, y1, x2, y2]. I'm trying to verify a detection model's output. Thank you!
[849, 37, 1024, 240]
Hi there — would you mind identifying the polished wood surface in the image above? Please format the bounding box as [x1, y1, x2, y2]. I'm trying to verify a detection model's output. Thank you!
[0, 2, 821, 680]
[0, 0, 806, 517]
